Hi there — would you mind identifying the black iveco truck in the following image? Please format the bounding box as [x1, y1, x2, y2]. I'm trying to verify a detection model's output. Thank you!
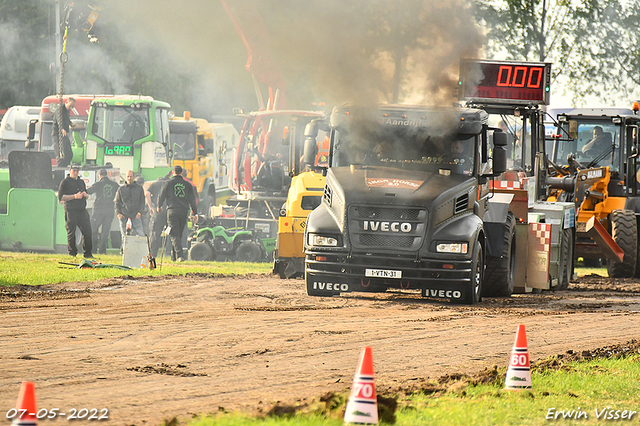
[303, 105, 510, 304]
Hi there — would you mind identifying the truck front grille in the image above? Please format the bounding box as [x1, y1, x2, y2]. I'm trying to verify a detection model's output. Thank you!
[358, 234, 415, 248]
[348, 204, 427, 252]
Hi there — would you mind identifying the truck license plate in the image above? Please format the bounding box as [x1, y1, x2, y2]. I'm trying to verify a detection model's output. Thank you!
[365, 269, 402, 279]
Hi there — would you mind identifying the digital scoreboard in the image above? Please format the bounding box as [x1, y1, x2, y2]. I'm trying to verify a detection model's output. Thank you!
[459, 59, 551, 105]
[105, 143, 133, 156]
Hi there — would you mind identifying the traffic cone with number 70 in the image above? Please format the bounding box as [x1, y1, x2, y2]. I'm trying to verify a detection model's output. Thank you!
[505, 324, 532, 390]
[344, 346, 378, 425]
[11, 381, 38, 426]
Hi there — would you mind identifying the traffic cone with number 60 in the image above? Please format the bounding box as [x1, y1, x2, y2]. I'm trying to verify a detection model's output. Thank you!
[344, 346, 378, 425]
[505, 324, 532, 389]
[11, 381, 38, 426]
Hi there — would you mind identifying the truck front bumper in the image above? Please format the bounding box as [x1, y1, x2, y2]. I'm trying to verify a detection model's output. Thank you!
[305, 251, 473, 300]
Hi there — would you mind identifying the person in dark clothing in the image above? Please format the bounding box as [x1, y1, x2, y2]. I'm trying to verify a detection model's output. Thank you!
[58, 163, 93, 257]
[157, 165, 198, 262]
[87, 168, 119, 254]
[115, 170, 146, 250]
[136, 176, 150, 235]
[52, 97, 76, 168]
[145, 175, 169, 258]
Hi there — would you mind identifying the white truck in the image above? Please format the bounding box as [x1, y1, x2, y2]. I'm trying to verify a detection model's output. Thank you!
[0, 106, 41, 161]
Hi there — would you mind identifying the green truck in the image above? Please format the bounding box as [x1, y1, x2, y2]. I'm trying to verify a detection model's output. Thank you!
[0, 95, 173, 253]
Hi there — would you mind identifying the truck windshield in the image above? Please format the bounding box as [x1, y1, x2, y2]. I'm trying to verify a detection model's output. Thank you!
[553, 120, 620, 170]
[169, 122, 197, 160]
[92, 106, 150, 143]
[333, 126, 476, 175]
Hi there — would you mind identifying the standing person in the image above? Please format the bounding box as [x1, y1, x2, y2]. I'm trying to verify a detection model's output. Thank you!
[145, 174, 169, 258]
[58, 163, 93, 258]
[135, 176, 150, 235]
[52, 97, 76, 168]
[115, 170, 145, 251]
[87, 168, 119, 255]
[157, 165, 198, 262]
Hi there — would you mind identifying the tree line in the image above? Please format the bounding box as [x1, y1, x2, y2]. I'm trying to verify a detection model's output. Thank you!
[1, 0, 639, 117]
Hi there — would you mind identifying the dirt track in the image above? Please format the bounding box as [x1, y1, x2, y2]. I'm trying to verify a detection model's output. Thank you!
[1, 272, 640, 425]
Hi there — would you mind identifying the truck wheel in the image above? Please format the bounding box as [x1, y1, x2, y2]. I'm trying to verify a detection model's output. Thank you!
[607, 209, 637, 278]
[482, 212, 515, 297]
[202, 193, 216, 216]
[189, 242, 214, 261]
[635, 216, 640, 278]
[460, 242, 483, 305]
[235, 241, 262, 262]
[553, 227, 573, 290]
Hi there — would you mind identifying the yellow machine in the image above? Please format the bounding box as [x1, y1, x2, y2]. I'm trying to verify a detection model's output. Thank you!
[170, 111, 238, 212]
[273, 119, 329, 278]
[274, 170, 325, 278]
[546, 106, 640, 277]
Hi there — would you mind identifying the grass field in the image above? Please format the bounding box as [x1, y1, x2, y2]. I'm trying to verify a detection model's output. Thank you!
[0, 250, 609, 288]
[186, 354, 640, 426]
[0, 251, 272, 286]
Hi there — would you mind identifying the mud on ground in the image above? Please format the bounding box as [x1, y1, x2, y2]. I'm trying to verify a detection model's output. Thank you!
[1, 272, 639, 425]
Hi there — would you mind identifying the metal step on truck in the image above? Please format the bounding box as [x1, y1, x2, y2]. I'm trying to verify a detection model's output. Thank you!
[303, 61, 575, 304]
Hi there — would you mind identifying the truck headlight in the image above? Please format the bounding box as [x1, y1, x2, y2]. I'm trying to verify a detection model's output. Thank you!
[436, 242, 468, 254]
[308, 234, 338, 247]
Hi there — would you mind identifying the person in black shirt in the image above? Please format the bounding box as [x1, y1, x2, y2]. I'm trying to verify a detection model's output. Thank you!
[58, 163, 93, 257]
[52, 97, 76, 168]
[87, 168, 119, 254]
[157, 165, 198, 261]
[145, 175, 169, 258]
[115, 170, 146, 250]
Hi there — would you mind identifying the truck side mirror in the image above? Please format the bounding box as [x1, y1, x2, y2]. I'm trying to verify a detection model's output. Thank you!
[303, 136, 318, 166]
[27, 119, 38, 141]
[302, 121, 320, 166]
[25, 119, 38, 149]
[492, 131, 508, 175]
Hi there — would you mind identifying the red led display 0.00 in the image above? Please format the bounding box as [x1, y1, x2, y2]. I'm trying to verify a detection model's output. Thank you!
[496, 65, 543, 89]
[460, 61, 550, 104]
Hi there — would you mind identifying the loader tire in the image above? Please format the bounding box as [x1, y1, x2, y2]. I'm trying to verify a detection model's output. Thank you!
[552, 227, 573, 290]
[607, 209, 637, 278]
[482, 212, 516, 297]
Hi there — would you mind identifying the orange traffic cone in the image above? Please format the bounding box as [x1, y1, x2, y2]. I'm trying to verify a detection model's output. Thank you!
[11, 381, 38, 426]
[505, 324, 532, 389]
[344, 346, 378, 425]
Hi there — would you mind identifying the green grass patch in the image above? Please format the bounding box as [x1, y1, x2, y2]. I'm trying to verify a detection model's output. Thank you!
[185, 355, 640, 426]
[574, 258, 607, 278]
[0, 251, 272, 286]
